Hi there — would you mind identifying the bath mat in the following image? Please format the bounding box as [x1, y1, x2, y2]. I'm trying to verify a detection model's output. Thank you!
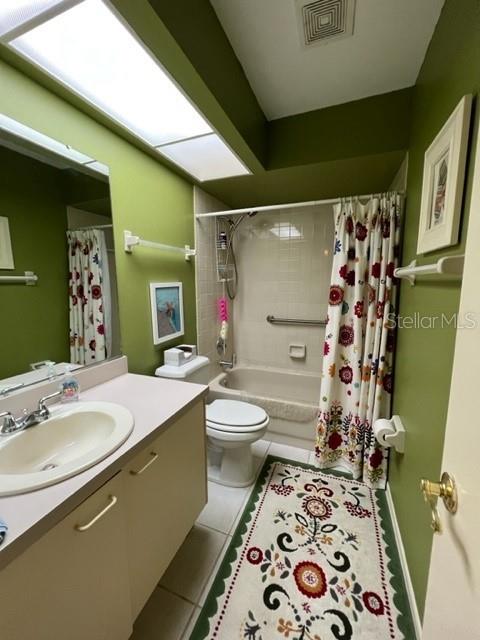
[190, 456, 415, 640]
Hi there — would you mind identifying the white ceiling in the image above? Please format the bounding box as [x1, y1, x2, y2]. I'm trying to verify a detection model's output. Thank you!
[210, 0, 445, 120]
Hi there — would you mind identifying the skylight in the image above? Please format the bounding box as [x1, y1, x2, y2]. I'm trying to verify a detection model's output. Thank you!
[4, 0, 250, 181]
[0, 113, 109, 176]
[158, 134, 248, 182]
[0, 0, 66, 38]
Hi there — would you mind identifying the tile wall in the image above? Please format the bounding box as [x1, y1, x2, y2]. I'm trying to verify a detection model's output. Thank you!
[233, 205, 334, 373]
[195, 196, 334, 378]
[194, 188, 232, 380]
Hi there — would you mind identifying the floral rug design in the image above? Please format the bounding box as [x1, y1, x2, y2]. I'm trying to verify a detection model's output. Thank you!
[190, 456, 415, 640]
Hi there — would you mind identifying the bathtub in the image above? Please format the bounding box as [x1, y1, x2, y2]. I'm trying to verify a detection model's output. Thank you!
[209, 366, 320, 447]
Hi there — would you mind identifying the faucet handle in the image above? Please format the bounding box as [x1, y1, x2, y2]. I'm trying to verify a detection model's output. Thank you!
[0, 411, 17, 435]
[37, 390, 63, 417]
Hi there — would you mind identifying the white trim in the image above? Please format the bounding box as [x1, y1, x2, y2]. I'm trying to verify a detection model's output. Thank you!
[417, 95, 472, 254]
[0, 216, 15, 269]
[386, 484, 423, 640]
[149, 282, 185, 346]
[196, 192, 405, 218]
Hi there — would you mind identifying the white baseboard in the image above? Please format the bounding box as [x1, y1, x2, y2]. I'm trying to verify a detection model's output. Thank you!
[386, 484, 423, 640]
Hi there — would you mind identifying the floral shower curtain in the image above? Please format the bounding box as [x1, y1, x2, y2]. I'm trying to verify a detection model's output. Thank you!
[67, 229, 109, 365]
[315, 193, 401, 488]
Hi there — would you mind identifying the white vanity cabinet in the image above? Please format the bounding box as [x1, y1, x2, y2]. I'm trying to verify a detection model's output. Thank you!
[0, 396, 207, 639]
[124, 400, 207, 618]
[0, 472, 132, 640]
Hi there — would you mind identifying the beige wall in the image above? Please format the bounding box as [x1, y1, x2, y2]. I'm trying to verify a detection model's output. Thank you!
[194, 188, 232, 380]
[233, 205, 333, 373]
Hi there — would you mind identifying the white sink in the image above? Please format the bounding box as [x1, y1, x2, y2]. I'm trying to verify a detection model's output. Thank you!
[0, 401, 134, 496]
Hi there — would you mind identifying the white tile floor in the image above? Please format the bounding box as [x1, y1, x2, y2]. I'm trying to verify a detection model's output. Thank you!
[130, 439, 313, 640]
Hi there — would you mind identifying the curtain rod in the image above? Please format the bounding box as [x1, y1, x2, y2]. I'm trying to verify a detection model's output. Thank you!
[195, 192, 404, 219]
[73, 224, 113, 230]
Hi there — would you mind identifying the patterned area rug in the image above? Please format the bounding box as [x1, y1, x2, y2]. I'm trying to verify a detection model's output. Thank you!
[190, 456, 415, 640]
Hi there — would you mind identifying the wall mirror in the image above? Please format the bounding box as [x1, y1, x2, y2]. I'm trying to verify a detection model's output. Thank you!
[0, 114, 121, 396]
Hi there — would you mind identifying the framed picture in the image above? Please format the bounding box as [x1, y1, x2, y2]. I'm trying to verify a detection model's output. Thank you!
[417, 95, 472, 254]
[149, 282, 184, 345]
[0, 216, 15, 269]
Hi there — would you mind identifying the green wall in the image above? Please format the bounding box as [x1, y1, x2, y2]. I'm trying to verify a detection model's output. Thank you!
[61, 170, 110, 210]
[0, 147, 69, 378]
[204, 150, 407, 208]
[0, 59, 197, 376]
[203, 90, 412, 207]
[3, 15, 477, 615]
[267, 88, 413, 169]
[0, 4, 413, 211]
[390, 0, 480, 617]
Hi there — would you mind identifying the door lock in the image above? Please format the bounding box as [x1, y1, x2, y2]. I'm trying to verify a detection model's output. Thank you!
[420, 472, 457, 533]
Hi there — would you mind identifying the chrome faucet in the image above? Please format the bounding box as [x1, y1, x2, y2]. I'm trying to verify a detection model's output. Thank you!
[0, 390, 62, 436]
[219, 354, 236, 369]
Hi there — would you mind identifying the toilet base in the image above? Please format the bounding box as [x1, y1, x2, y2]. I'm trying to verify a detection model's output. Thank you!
[207, 442, 255, 488]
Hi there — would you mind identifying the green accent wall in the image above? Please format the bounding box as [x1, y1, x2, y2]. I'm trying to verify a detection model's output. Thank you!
[0, 147, 69, 378]
[0, 4, 414, 209]
[3, 13, 477, 619]
[389, 0, 480, 617]
[203, 90, 413, 207]
[0, 0, 267, 180]
[61, 170, 110, 210]
[0, 59, 197, 376]
[268, 88, 413, 169]
[204, 150, 407, 208]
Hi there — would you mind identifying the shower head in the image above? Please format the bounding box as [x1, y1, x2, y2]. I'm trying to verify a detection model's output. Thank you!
[223, 211, 257, 300]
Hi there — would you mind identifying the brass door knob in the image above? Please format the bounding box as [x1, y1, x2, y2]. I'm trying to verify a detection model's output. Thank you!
[420, 472, 457, 533]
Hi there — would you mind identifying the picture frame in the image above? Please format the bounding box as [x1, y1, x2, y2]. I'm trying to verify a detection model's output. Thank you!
[149, 282, 185, 345]
[417, 95, 472, 254]
[0, 216, 15, 269]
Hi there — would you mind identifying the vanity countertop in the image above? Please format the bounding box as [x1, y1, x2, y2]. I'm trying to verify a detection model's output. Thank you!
[0, 372, 208, 571]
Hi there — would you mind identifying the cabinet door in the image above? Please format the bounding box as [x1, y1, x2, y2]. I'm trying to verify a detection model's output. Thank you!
[125, 400, 207, 618]
[0, 473, 132, 640]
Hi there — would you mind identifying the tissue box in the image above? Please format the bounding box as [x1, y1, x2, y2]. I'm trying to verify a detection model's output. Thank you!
[164, 344, 197, 367]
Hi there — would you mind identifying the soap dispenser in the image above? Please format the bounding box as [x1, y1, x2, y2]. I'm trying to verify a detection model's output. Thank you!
[59, 365, 80, 402]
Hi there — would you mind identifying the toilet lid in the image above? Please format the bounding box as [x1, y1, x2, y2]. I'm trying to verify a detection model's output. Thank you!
[206, 399, 267, 428]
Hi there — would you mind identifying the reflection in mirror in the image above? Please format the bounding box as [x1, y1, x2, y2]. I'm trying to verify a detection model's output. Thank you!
[0, 115, 121, 395]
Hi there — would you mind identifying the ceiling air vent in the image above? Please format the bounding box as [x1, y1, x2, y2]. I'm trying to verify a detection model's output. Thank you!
[296, 0, 356, 47]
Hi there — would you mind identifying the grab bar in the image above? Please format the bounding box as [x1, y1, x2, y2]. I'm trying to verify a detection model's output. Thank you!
[266, 315, 327, 327]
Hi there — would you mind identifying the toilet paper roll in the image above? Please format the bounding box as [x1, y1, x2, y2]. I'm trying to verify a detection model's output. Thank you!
[373, 418, 395, 447]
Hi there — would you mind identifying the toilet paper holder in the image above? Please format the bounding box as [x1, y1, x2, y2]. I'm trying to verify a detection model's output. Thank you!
[373, 415, 405, 453]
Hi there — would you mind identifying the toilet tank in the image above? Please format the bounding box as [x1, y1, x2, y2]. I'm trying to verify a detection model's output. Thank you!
[155, 354, 210, 384]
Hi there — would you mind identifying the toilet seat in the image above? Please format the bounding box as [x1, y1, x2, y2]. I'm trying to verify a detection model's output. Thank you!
[206, 399, 268, 433]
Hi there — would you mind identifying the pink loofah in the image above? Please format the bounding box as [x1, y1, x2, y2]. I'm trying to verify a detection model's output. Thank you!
[217, 297, 229, 322]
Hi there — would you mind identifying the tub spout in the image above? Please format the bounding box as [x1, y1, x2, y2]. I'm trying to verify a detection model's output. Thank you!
[219, 354, 236, 369]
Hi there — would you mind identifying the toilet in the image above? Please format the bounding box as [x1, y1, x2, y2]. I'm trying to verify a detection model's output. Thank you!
[155, 348, 269, 487]
[206, 399, 269, 487]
